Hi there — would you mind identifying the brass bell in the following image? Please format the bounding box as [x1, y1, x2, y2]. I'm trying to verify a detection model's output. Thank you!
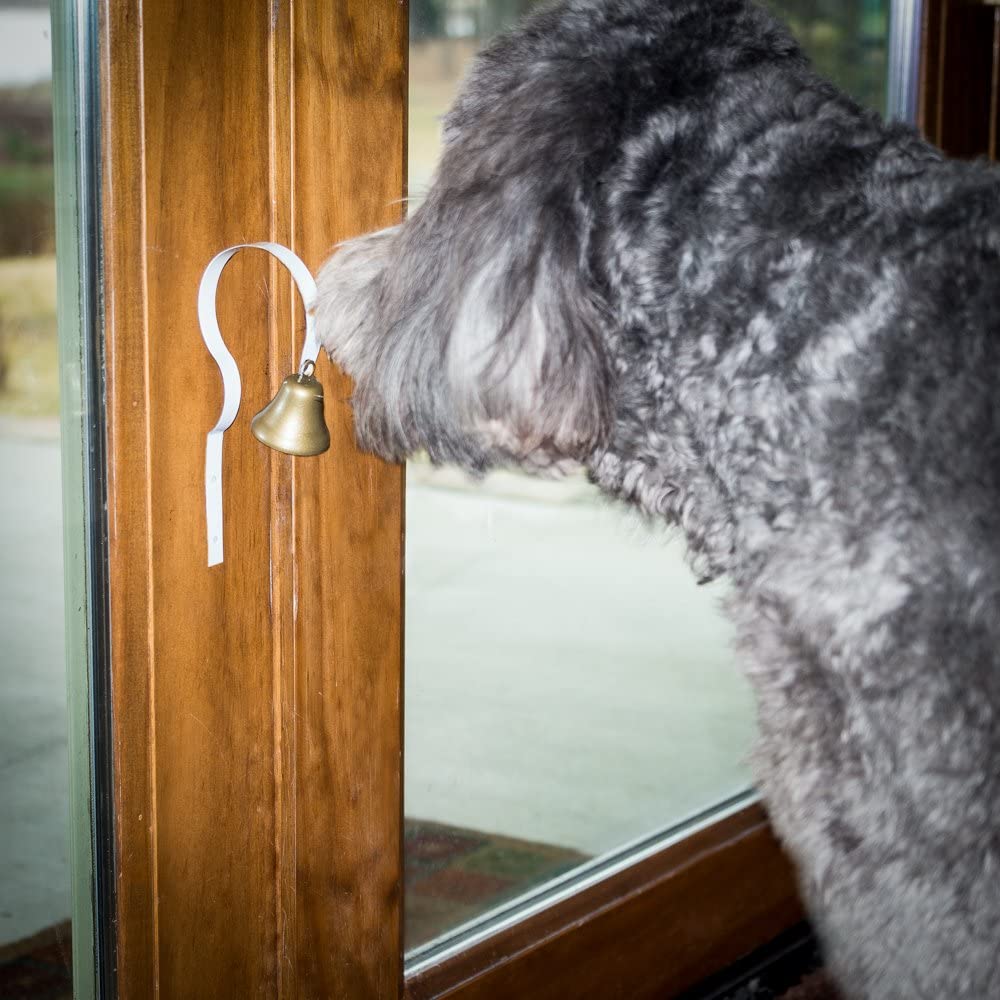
[251, 360, 331, 456]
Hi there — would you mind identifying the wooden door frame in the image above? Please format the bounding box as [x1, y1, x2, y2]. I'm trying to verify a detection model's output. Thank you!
[100, 2, 406, 996]
[919, 0, 1000, 158]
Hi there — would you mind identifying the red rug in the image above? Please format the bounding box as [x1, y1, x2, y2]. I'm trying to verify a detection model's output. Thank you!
[780, 971, 840, 999]
[405, 817, 590, 949]
[0, 922, 71, 1000]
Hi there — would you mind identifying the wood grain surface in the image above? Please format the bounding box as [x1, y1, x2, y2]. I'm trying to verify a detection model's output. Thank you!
[99, 3, 406, 997]
[920, 0, 1000, 160]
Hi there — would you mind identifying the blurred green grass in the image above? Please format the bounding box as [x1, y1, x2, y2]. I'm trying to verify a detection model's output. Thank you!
[0, 255, 59, 418]
[0, 165, 55, 257]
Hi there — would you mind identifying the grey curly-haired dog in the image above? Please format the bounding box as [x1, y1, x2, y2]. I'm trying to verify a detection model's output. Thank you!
[315, 1, 1000, 996]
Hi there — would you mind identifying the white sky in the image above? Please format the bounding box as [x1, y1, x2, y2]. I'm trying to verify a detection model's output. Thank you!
[0, 10, 52, 86]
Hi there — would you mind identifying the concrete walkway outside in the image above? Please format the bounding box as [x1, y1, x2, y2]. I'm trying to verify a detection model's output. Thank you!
[406, 465, 756, 856]
[0, 425, 70, 946]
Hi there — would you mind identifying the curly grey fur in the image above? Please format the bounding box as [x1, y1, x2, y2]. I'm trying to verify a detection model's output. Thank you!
[315, 2, 1000, 996]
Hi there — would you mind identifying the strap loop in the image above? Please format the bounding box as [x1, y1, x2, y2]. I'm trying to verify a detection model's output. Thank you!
[198, 242, 320, 566]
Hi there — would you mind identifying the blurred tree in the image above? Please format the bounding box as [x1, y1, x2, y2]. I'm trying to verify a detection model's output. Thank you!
[766, 0, 888, 113]
[412, 0, 542, 40]
[480, 0, 542, 36]
[412, 0, 444, 40]
[409, 0, 888, 116]
[0, 84, 54, 255]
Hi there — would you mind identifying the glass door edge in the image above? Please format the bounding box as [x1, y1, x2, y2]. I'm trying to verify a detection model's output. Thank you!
[52, 1, 115, 997]
[887, 0, 924, 123]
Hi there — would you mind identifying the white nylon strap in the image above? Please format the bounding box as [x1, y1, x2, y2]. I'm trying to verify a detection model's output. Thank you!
[198, 242, 320, 566]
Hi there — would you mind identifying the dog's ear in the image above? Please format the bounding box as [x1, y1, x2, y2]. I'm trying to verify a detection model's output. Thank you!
[315, 184, 613, 469]
[415, 170, 613, 465]
[316, 150, 613, 470]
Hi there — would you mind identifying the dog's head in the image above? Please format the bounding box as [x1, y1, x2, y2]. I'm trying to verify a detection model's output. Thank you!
[315, 0, 634, 472]
[315, 208, 611, 472]
[315, 0, 803, 472]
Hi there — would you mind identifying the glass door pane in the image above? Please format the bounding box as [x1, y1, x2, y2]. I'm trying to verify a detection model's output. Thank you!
[1, 2, 104, 996]
[0, 6, 73, 993]
[405, 0, 891, 960]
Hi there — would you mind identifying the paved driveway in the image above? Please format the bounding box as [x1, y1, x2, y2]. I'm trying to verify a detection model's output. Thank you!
[0, 427, 70, 946]
[405, 466, 756, 856]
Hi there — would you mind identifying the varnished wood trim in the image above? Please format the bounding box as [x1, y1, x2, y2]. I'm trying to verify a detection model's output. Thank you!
[918, 0, 1000, 156]
[990, 9, 1000, 159]
[917, 0, 946, 139]
[288, 4, 407, 995]
[100, 3, 406, 996]
[99, 2, 157, 994]
[405, 804, 804, 1000]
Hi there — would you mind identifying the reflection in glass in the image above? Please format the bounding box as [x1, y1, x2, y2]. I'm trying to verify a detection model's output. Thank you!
[0, 2, 73, 993]
[405, 0, 889, 956]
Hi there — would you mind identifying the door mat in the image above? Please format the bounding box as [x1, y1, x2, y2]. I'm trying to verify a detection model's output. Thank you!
[720, 970, 840, 1000]
[777, 971, 840, 999]
[728, 970, 841, 1000]
[405, 817, 590, 950]
[0, 921, 71, 1000]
